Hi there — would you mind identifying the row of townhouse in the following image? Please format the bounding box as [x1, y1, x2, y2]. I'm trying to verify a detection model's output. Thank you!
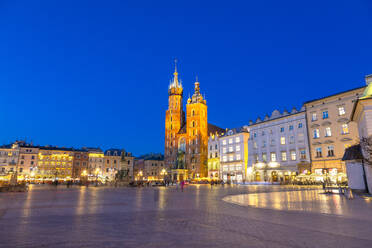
[133, 154, 166, 181]
[0, 141, 134, 182]
[207, 74, 371, 183]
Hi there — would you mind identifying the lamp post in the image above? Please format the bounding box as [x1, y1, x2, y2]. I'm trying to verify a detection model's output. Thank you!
[95, 168, 100, 186]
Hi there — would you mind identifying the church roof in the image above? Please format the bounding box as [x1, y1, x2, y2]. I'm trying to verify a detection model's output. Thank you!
[178, 123, 187, 134]
[208, 123, 225, 136]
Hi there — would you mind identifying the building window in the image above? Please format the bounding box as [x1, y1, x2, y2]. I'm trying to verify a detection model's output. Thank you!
[290, 150, 296, 161]
[289, 136, 294, 144]
[215, 152, 217, 158]
[223, 140, 227, 145]
[236, 154, 241, 160]
[313, 129, 320, 139]
[229, 146, 233, 152]
[254, 154, 259, 163]
[223, 147, 227, 153]
[229, 139, 233, 144]
[325, 127, 332, 137]
[20, 161, 24, 165]
[19, 168, 23, 173]
[338, 106, 345, 116]
[327, 146, 335, 157]
[236, 145, 240, 151]
[235, 137, 240, 142]
[210, 154, 212, 158]
[215, 144, 218, 149]
[322, 111, 329, 119]
[312, 113, 317, 121]
[300, 149, 306, 159]
[262, 153, 267, 162]
[341, 124, 349, 134]
[262, 140, 266, 148]
[298, 123, 303, 128]
[315, 147, 322, 157]
[229, 155, 233, 161]
[280, 127, 284, 132]
[253, 142, 257, 149]
[223, 156, 227, 162]
[210, 146, 212, 150]
[281, 152, 287, 161]
[270, 153, 277, 162]
[289, 125, 294, 131]
[262, 131, 265, 136]
[253, 133, 257, 138]
[280, 137, 286, 145]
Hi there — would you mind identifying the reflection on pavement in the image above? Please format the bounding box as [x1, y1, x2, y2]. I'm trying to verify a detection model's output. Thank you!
[223, 190, 372, 217]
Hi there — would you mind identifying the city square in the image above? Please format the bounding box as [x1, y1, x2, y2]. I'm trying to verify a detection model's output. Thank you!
[1, 185, 371, 247]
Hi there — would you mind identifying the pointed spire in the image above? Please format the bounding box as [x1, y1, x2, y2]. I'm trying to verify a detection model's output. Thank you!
[171, 58, 180, 88]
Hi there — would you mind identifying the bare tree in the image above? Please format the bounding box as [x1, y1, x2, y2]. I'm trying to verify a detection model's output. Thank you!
[360, 135, 372, 166]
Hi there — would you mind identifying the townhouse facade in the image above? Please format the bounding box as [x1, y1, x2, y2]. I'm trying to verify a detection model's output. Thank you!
[219, 127, 249, 183]
[248, 107, 311, 182]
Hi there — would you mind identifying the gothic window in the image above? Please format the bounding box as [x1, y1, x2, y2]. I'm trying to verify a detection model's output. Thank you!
[192, 110, 195, 116]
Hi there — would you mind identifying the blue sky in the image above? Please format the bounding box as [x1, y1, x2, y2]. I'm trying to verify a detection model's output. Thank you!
[0, 0, 371, 155]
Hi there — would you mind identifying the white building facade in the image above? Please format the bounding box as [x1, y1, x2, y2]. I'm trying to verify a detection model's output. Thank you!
[219, 127, 249, 183]
[248, 107, 311, 183]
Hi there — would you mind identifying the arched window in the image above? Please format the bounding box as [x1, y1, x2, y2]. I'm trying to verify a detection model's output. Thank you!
[192, 109, 195, 116]
[192, 121, 195, 127]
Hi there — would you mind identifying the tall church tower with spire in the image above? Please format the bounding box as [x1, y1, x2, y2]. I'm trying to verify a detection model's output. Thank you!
[164, 62, 185, 170]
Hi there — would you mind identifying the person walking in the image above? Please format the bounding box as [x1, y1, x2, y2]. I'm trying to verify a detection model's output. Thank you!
[181, 180, 185, 192]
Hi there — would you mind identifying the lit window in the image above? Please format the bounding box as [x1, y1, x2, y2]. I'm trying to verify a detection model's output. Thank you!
[338, 106, 345, 116]
[229, 139, 233, 144]
[223, 165, 228, 171]
[325, 127, 332, 137]
[254, 154, 259, 162]
[289, 125, 294, 131]
[270, 153, 277, 162]
[281, 152, 287, 161]
[300, 149, 306, 159]
[262, 153, 267, 162]
[223, 147, 227, 153]
[313, 129, 320, 138]
[341, 124, 349, 134]
[290, 150, 296, 160]
[316, 147, 322, 157]
[298, 123, 303, 128]
[236, 165, 242, 171]
[327, 146, 334, 157]
[235, 137, 240, 143]
[280, 137, 286, 145]
[236, 145, 240, 151]
[222, 156, 227, 162]
[222, 140, 227, 145]
[312, 113, 317, 121]
[229, 146, 233, 152]
[236, 154, 241, 160]
[322, 111, 329, 119]
[229, 155, 233, 161]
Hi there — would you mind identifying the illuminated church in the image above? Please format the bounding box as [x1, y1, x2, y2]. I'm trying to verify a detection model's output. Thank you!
[164, 63, 224, 181]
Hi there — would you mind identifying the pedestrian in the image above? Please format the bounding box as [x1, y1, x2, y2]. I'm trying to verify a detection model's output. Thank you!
[181, 180, 185, 192]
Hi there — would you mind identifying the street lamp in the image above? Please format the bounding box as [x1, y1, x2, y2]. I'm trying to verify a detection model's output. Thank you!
[95, 168, 100, 186]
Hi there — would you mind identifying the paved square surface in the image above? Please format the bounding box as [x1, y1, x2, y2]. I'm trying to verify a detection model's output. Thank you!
[0, 185, 371, 247]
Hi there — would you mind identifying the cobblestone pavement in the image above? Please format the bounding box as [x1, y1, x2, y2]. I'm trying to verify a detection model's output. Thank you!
[0, 184, 371, 248]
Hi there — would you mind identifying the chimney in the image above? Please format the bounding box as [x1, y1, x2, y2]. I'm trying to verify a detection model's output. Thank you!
[366, 74, 372, 85]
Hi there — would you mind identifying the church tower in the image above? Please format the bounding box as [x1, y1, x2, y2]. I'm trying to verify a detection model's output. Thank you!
[185, 78, 208, 178]
[164, 63, 185, 170]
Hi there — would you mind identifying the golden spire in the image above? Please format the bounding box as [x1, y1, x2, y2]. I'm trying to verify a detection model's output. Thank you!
[173, 59, 178, 86]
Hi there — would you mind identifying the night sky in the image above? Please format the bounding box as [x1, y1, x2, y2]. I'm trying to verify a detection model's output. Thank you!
[0, 0, 371, 155]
